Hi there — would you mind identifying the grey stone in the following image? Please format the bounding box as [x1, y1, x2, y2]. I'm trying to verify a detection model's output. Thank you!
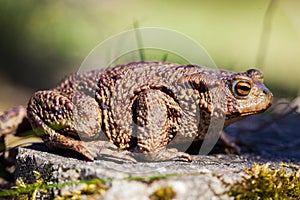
[14, 144, 261, 200]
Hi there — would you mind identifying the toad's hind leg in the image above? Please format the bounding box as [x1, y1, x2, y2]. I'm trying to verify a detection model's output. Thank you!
[132, 89, 192, 162]
[27, 90, 103, 161]
[0, 106, 29, 136]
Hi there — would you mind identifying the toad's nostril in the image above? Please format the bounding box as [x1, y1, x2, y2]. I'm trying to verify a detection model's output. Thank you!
[263, 90, 267, 95]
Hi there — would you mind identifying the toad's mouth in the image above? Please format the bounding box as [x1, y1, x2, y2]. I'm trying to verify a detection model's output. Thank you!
[224, 101, 272, 126]
[225, 104, 272, 118]
[239, 101, 273, 117]
[240, 108, 269, 116]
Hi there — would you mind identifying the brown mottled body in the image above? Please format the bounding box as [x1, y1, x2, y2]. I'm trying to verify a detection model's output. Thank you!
[0, 62, 273, 161]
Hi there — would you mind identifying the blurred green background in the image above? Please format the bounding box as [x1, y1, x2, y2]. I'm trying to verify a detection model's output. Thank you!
[0, 0, 299, 110]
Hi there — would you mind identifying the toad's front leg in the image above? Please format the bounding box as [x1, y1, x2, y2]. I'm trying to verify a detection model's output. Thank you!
[132, 89, 192, 162]
[27, 90, 103, 160]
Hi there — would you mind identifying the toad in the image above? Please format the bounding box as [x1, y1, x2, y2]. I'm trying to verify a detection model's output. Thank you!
[0, 62, 273, 162]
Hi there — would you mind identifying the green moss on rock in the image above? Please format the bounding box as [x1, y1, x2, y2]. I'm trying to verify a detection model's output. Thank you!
[227, 163, 300, 199]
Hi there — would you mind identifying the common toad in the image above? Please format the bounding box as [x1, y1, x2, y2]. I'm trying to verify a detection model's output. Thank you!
[0, 62, 273, 162]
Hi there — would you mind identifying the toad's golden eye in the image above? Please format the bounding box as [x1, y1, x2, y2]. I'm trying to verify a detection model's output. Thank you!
[232, 80, 252, 97]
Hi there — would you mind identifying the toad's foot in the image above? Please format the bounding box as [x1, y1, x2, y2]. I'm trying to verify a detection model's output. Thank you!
[133, 148, 192, 162]
[213, 131, 241, 154]
[83, 141, 192, 163]
[41, 133, 137, 162]
[82, 140, 137, 163]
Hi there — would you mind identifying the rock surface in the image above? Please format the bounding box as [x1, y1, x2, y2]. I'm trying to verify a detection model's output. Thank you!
[15, 147, 299, 199]
[15, 145, 254, 200]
